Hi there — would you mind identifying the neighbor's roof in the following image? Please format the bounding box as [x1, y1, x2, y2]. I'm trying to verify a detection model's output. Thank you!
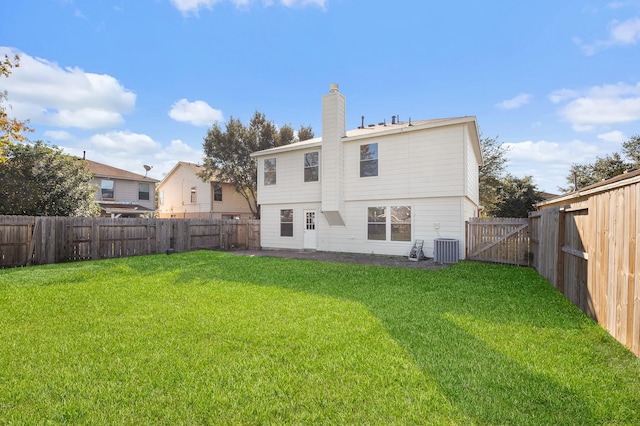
[250, 116, 480, 157]
[80, 159, 159, 183]
[98, 201, 154, 215]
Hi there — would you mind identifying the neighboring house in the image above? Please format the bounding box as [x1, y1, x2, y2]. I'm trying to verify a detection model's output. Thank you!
[81, 158, 159, 217]
[250, 83, 483, 259]
[156, 161, 254, 219]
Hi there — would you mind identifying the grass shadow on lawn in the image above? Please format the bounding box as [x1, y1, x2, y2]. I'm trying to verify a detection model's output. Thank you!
[1, 250, 639, 424]
[192, 251, 640, 425]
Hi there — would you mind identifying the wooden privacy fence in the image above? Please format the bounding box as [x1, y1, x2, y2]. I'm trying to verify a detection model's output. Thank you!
[466, 217, 530, 266]
[0, 216, 260, 268]
[530, 171, 640, 358]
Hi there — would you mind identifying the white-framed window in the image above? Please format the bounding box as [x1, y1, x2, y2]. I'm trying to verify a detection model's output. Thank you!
[280, 209, 293, 237]
[304, 152, 319, 182]
[264, 158, 276, 185]
[367, 207, 386, 240]
[101, 179, 114, 199]
[138, 183, 150, 201]
[190, 187, 197, 203]
[213, 183, 222, 202]
[159, 190, 164, 205]
[391, 206, 412, 241]
[360, 143, 378, 177]
[367, 206, 411, 241]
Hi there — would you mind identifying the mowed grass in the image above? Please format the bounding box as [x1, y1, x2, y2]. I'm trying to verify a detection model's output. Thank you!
[0, 251, 639, 425]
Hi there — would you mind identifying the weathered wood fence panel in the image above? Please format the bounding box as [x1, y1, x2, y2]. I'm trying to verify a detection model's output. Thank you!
[0, 216, 260, 268]
[466, 217, 530, 266]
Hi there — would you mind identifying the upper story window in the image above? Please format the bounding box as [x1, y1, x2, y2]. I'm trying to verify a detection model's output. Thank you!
[158, 191, 164, 206]
[304, 152, 319, 182]
[138, 183, 150, 201]
[190, 187, 197, 203]
[360, 143, 378, 177]
[213, 183, 223, 202]
[264, 158, 276, 185]
[101, 179, 114, 199]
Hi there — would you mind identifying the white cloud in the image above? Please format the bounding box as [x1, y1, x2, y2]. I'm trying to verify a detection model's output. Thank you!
[89, 131, 160, 157]
[549, 82, 640, 131]
[548, 88, 579, 104]
[503, 139, 605, 192]
[598, 130, 626, 143]
[61, 135, 202, 181]
[154, 139, 204, 178]
[0, 47, 135, 129]
[169, 99, 223, 126]
[495, 93, 532, 110]
[43, 130, 73, 141]
[574, 16, 640, 55]
[170, 0, 325, 15]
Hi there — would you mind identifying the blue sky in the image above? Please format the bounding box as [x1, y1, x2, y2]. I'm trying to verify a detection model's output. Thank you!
[2, 0, 640, 193]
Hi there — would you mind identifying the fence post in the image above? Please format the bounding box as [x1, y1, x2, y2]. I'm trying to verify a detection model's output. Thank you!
[557, 211, 566, 294]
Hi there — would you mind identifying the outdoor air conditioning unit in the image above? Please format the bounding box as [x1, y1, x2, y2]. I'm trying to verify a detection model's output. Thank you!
[434, 238, 459, 264]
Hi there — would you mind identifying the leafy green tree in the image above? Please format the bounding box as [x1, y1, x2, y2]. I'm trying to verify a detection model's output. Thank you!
[561, 152, 629, 192]
[0, 141, 100, 216]
[493, 174, 544, 218]
[201, 111, 313, 218]
[479, 135, 509, 216]
[622, 134, 640, 167]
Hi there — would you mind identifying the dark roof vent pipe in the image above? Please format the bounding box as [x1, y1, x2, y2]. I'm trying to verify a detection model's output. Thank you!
[391, 115, 396, 125]
[360, 115, 365, 129]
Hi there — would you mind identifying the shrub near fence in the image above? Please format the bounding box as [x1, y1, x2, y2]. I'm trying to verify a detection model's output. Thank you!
[0, 216, 260, 268]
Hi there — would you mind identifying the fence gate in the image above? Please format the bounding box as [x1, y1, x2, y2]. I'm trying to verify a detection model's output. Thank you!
[466, 217, 530, 266]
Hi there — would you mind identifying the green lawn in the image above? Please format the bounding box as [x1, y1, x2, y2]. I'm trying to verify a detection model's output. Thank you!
[1, 251, 639, 425]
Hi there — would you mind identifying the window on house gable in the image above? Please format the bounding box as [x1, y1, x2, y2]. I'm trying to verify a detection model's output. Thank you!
[159, 191, 164, 205]
[304, 152, 319, 182]
[280, 209, 293, 237]
[264, 158, 277, 185]
[101, 180, 114, 199]
[190, 187, 197, 203]
[213, 183, 223, 202]
[367, 207, 386, 240]
[138, 183, 150, 201]
[391, 206, 412, 241]
[360, 143, 378, 177]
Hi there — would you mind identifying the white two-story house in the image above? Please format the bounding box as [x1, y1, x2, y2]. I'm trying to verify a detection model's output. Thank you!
[250, 84, 483, 259]
[156, 161, 254, 219]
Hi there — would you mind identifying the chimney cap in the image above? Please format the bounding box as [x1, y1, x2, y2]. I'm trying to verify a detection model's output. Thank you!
[329, 83, 339, 93]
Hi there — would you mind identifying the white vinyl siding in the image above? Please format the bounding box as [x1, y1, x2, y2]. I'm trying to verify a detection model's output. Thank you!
[344, 126, 465, 201]
[465, 125, 481, 203]
[256, 149, 322, 206]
